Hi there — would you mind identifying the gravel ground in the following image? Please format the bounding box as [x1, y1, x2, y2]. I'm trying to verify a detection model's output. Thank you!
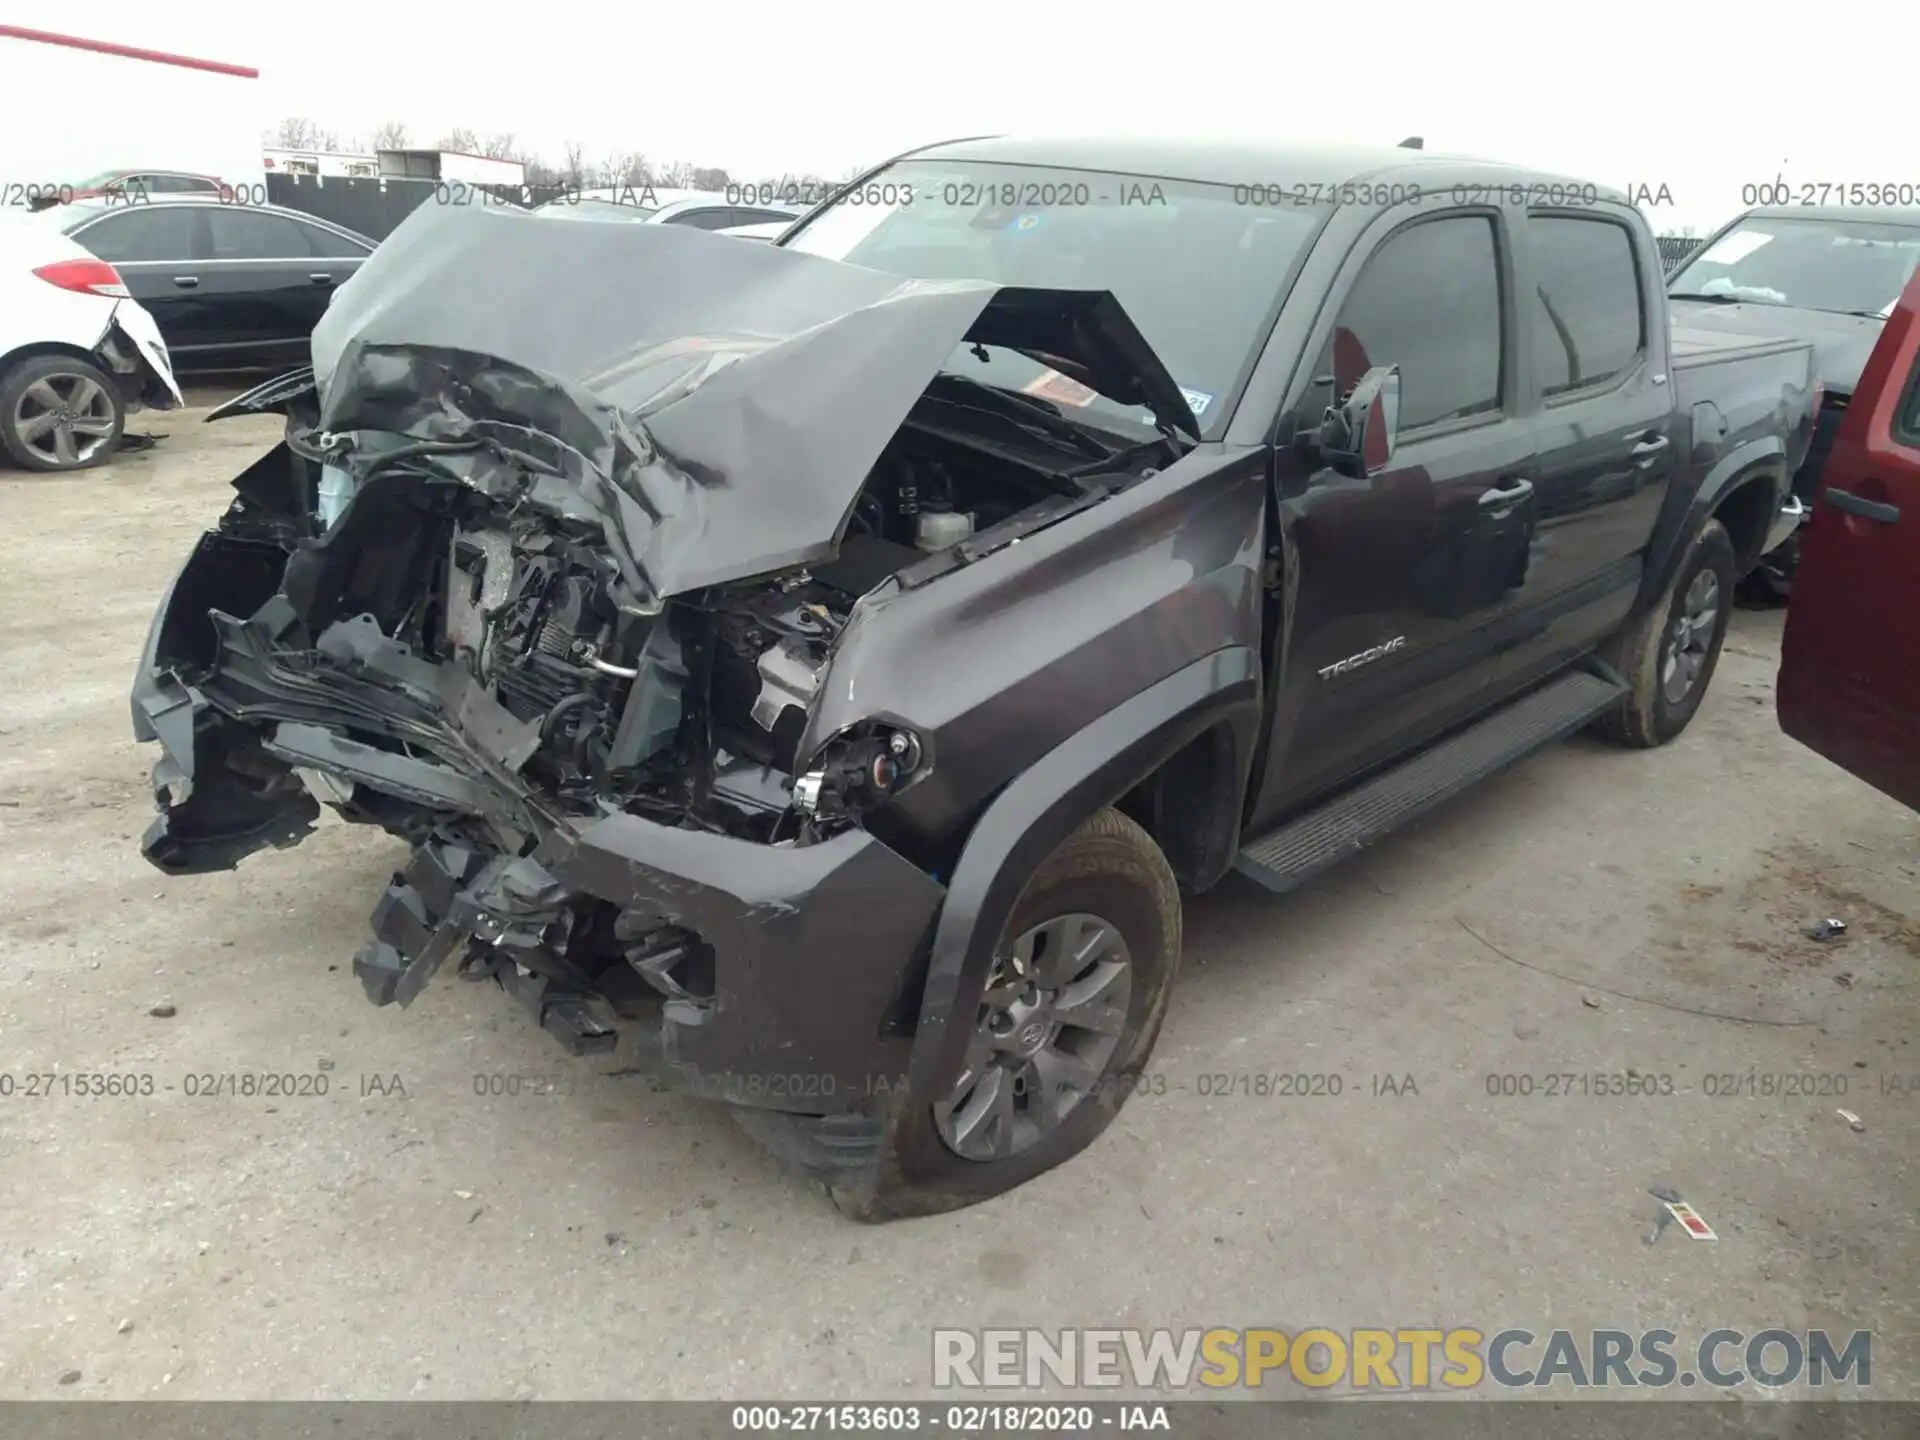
[1, 395, 1915, 1402]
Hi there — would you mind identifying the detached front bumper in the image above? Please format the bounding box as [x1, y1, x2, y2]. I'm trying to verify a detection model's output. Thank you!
[131, 540, 947, 1122]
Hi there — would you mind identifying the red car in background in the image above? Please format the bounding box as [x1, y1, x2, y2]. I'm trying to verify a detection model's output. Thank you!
[25, 168, 227, 210]
[1777, 265, 1920, 812]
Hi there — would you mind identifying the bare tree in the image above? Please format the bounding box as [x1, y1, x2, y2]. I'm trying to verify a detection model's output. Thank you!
[656, 160, 696, 188]
[437, 127, 479, 154]
[689, 165, 731, 191]
[562, 141, 588, 186]
[269, 117, 319, 149]
[601, 152, 654, 188]
[480, 132, 519, 160]
[371, 120, 409, 150]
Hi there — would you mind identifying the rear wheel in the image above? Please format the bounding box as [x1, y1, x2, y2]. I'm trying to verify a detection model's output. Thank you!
[1590, 518, 1735, 747]
[831, 807, 1181, 1221]
[0, 354, 125, 472]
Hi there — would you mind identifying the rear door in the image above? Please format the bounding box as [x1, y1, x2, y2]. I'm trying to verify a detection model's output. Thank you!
[1776, 266, 1920, 811]
[201, 207, 367, 366]
[1489, 207, 1676, 696]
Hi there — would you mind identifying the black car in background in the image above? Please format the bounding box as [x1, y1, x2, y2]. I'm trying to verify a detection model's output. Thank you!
[48, 197, 375, 373]
[1668, 205, 1920, 593]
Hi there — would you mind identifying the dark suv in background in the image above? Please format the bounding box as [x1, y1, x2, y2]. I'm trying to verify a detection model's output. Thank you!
[1669, 205, 1920, 594]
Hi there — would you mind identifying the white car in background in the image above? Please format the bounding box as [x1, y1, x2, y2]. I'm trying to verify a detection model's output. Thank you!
[716, 219, 793, 242]
[532, 188, 802, 232]
[0, 209, 182, 472]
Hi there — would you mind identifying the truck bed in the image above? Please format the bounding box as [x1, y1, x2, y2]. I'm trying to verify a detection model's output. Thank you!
[1670, 319, 1812, 370]
[1669, 320, 1818, 477]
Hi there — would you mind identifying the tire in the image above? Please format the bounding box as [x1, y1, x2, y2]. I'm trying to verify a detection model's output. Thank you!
[0, 353, 125, 473]
[830, 807, 1181, 1221]
[1590, 517, 1736, 747]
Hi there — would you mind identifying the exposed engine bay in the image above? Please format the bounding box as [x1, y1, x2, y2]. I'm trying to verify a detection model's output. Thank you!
[281, 403, 1173, 854]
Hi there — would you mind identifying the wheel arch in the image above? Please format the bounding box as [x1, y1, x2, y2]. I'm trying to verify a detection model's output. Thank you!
[901, 647, 1261, 1100]
[1640, 438, 1788, 614]
[0, 340, 112, 385]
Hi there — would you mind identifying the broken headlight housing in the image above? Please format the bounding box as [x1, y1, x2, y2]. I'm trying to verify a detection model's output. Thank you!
[791, 724, 926, 825]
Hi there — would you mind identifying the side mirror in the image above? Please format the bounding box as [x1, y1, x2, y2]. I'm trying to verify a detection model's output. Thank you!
[1317, 365, 1401, 477]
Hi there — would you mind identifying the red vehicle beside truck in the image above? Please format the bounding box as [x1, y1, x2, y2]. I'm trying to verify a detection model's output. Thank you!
[1777, 264, 1920, 812]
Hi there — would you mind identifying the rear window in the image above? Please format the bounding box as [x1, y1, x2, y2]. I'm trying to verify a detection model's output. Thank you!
[1531, 216, 1645, 397]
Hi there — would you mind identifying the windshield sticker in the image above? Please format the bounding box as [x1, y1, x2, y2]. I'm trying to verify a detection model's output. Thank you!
[1008, 212, 1045, 233]
[1180, 387, 1214, 417]
[1023, 368, 1098, 407]
[1697, 230, 1774, 266]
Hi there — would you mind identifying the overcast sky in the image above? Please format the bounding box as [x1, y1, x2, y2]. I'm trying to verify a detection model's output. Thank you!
[9, 1, 1913, 232]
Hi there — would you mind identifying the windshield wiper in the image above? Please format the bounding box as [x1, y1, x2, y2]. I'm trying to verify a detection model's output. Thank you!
[1668, 292, 1760, 305]
[923, 372, 1115, 462]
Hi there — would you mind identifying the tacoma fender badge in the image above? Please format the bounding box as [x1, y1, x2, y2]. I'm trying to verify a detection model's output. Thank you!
[1318, 635, 1406, 680]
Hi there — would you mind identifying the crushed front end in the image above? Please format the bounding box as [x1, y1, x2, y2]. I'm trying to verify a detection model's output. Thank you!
[128, 203, 1199, 1151]
[131, 398, 949, 1117]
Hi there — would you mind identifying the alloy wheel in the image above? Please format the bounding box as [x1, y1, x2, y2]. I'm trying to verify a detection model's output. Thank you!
[936, 911, 1133, 1161]
[10, 372, 116, 468]
[1661, 568, 1721, 705]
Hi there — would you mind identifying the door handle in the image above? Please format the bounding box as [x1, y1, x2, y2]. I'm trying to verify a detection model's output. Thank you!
[1479, 477, 1534, 508]
[1823, 488, 1901, 524]
[1631, 433, 1671, 458]
[171, 276, 199, 288]
[308, 272, 333, 284]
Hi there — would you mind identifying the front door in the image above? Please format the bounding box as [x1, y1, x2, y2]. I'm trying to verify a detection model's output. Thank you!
[1253, 206, 1537, 825]
[69, 203, 210, 354]
[1777, 266, 1920, 812]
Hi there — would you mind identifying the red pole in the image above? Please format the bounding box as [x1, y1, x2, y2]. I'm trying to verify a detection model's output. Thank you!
[0, 25, 259, 78]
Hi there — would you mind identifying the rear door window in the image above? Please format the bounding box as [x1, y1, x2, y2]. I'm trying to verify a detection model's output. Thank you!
[290, 217, 370, 257]
[207, 208, 312, 259]
[1530, 216, 1645, 397]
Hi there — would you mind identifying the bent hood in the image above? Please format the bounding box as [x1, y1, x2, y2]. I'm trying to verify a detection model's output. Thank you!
[1667, 299, 1884, 395]
[306, 200, 1199, 598]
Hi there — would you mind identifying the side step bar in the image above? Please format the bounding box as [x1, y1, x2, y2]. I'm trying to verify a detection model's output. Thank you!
[1234, 669, 1627, 894]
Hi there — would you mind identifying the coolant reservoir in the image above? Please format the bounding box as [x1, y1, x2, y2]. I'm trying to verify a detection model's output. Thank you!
[316, 465, 357, 530]
[914, 502, 974, 552]
[315, 431, 410, 531]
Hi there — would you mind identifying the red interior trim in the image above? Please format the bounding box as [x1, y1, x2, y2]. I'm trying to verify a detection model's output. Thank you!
[0, 25, 259, 78]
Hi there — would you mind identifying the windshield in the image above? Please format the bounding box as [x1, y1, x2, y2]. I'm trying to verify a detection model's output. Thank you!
[1669, 217, 1920, 316]
[781, 159, 1327, 437]
[71, 169, 130, 189]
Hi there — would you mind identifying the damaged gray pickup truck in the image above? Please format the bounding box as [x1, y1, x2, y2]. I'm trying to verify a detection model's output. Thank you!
[132, 137, 1817, 1217]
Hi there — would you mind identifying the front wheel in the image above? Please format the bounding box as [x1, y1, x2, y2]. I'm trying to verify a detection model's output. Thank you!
[1590, 517, 1736, 747]
[832, 807, 1181, 1221]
